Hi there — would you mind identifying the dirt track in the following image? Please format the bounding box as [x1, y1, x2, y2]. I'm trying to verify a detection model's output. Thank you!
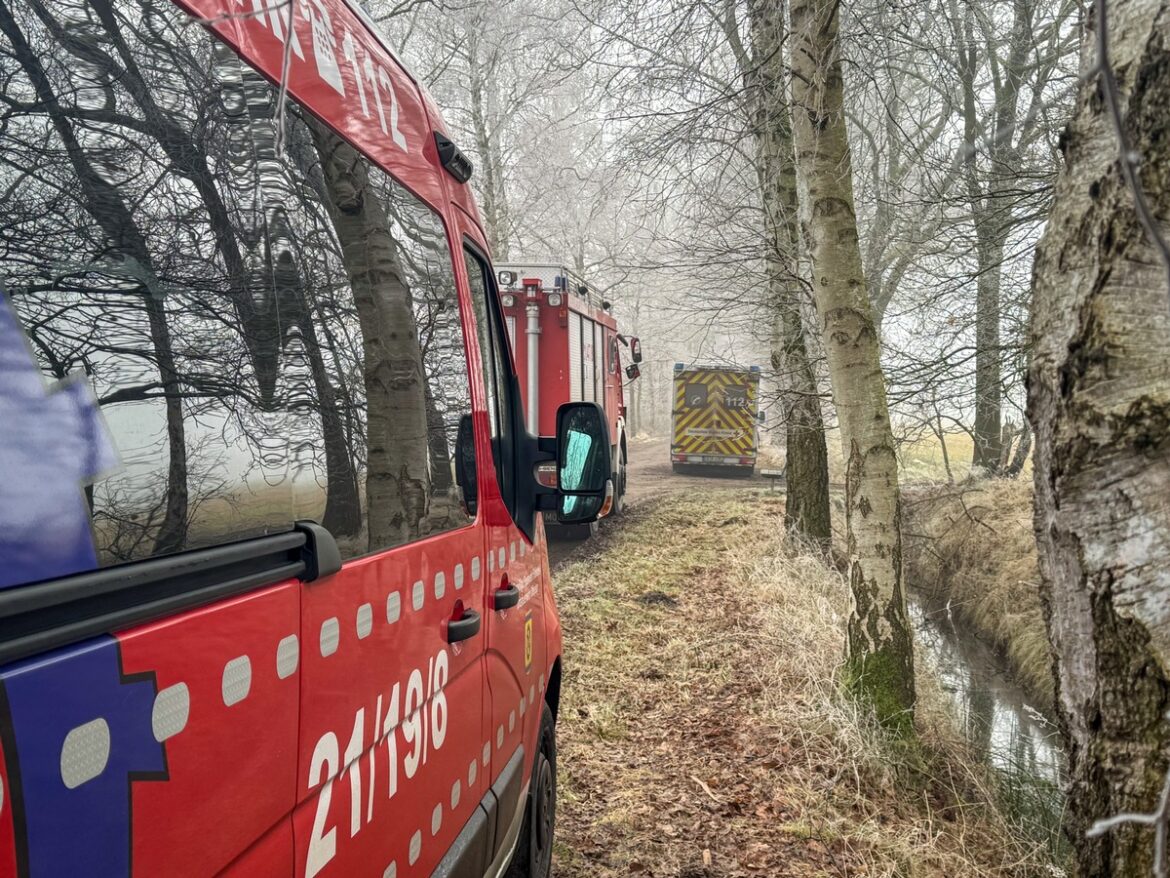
[548, 437, 770, 568]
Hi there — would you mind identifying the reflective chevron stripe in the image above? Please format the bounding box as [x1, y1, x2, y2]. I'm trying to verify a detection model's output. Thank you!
[671, 370, 758, 458]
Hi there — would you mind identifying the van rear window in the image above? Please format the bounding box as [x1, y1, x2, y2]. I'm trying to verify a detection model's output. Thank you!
[684, 383, 709, 408]
[0, 0, 473, 589]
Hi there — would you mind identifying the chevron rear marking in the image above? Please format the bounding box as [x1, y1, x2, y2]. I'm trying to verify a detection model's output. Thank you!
[672, 370, 759, 460]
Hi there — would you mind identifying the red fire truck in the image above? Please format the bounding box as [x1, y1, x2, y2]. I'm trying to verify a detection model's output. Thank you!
[0, 2, 610, 877]
[495, 264, 642, 531]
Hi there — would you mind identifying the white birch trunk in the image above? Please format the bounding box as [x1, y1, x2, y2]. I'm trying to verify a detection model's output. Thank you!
[788, 0, 914, 729]
[1029, 0, 1170, 871]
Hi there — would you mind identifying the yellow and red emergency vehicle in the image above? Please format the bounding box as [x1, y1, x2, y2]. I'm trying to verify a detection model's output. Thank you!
[671, 364, 762, 474]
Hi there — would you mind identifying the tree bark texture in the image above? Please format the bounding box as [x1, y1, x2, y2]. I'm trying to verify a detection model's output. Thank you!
[1029, 0, 1170, 872]
[746, 0, 832, 551]
[309, 122, 431, 550]
[788, 0, 915, 729]
[467, 28, 511, 259]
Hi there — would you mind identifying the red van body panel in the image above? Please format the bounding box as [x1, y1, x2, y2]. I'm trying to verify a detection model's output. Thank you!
[0, 0, 563, 875]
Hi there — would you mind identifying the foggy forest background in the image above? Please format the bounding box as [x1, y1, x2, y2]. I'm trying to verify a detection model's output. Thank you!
[375, 0, 1079, 472]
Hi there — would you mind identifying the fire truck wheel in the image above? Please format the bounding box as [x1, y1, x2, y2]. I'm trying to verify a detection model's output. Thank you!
[507, 704, 557, 878]
[610, 453, 627, 516]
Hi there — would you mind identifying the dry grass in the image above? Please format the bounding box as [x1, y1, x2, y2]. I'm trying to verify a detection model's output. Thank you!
[897, 431, 978, 483]
[903, 480, 1052, 708]
[551, 491, 1059, 877]
[792, 427, 981, 484]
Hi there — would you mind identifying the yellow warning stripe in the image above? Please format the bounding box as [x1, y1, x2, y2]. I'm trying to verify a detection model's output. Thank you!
[671, 371, 758, 458]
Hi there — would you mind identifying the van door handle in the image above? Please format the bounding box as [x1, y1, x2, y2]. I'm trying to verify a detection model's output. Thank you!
[447, 608, 481, 643]
[493, 584, 520, 611]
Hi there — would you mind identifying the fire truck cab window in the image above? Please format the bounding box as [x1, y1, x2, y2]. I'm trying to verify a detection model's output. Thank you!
[685, 383, 709, 408]
[0, 14, 475, 588]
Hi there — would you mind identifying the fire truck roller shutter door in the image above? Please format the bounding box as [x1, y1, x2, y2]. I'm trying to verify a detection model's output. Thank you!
[582, 318, 595, 404]
[568, 312, 582, 402]
[593, 321, 604, 411]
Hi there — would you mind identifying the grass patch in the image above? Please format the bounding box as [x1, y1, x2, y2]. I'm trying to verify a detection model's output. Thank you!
[903, 480, 1052, 707]
[551, 489, 1059, 877]
[812, 426, 982, 484]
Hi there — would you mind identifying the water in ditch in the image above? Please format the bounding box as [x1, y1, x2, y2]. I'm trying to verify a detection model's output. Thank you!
[909, 598, 1069, 864]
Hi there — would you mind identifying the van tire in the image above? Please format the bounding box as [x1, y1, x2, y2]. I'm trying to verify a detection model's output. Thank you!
[507, 704, 557, 878]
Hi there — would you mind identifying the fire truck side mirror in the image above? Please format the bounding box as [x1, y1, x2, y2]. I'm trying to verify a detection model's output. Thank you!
[629, 337, 643, 363]
[625, 364, 641, 380]
[555, 402, 612, 524]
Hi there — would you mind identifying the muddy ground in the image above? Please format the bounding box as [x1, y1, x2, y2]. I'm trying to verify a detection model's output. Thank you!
[548, 437, 776, 568]
[544, 487, 1056, 878]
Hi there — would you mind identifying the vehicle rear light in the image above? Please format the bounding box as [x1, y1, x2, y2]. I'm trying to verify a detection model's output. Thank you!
[546, 292, 563, 307]
[501, 293, 515, 307]
[535, 462, 557, 488]
[672, 453, 686, 462]
[740, 457, 751, 465]
[599, 479, 615, 517]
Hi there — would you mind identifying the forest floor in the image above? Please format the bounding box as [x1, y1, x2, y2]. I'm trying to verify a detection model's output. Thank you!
[548, 489, 1059, 877]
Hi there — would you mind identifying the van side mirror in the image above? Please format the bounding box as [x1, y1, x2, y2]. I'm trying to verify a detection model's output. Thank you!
[555, 402, 612, 524]
[454, 414, 477, 516]
[625, 364, 641, 380]
[629, 336, 642, 363]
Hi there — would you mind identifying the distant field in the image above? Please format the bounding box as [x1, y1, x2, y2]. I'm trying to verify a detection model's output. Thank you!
[655, 426, 1009, 483]
[896, 430, 977, 482]
[812, 427, 1025, 485]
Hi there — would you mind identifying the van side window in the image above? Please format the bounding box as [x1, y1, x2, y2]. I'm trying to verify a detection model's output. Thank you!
[0, 6, 472, 589]
[464, 248, 516, 511]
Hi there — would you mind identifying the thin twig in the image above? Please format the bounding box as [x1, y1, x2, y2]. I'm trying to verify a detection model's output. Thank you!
[271, 0, 298, 155]
[1093, 0, 1170, 315]
[1087, 763, 1170, 878]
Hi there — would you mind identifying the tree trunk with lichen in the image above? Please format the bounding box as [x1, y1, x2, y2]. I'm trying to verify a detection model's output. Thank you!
[746, 0, 832, 552]
[309, 121, 431, 549]
[1029, 0, 1170, 872]
[788, 0, 914, 731]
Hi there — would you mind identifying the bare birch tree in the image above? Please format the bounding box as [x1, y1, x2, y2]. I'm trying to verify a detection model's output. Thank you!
[308, 121, 432, 548]
[789, 0, 914, 728]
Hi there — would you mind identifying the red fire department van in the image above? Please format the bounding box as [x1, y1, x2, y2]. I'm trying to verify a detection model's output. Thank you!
[495, 264, 641, 529]
[0, 1, 610, 876]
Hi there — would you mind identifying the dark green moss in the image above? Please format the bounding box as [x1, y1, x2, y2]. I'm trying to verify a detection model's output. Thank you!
[842, 643, 916, 738]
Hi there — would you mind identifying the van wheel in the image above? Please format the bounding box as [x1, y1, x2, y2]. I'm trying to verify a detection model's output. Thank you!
[507, 704, 556, 878]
